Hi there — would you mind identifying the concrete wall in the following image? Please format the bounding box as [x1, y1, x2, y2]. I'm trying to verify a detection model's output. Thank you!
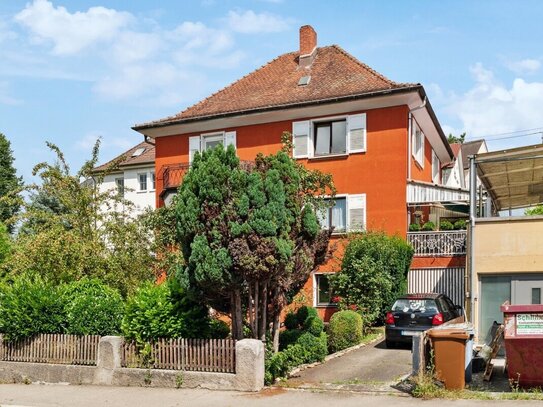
[0, 337, 264, 392]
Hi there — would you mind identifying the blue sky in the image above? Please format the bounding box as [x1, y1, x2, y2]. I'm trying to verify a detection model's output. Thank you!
[1, 0, 543, 182]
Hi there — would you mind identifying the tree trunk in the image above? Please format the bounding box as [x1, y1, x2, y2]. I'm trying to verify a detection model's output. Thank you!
[259, 282, 268, 341]
[232, 289, 243, 340]
[253, 281, 259, 339]
[272, 307, 281, 353]
[248, 284, 254, 337]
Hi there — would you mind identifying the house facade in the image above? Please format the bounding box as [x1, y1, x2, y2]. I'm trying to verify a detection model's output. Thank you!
[134, 26, 469, 319]
[94, 140, 156, 216]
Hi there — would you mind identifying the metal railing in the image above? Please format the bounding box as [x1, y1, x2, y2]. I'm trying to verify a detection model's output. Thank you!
[407, 230, 467, 257]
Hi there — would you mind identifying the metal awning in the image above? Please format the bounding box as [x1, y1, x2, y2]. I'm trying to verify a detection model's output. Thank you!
[475, 144, 543, 211]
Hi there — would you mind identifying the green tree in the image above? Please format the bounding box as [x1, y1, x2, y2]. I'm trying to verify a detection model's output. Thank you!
[447, 132, 466, 144]
[525, 204, 543, 216]
[329, 231, 414, 325]
[0, 222, 11, 264]
[0, 133, 23, 233]
[175, 135, 334, 349]
[2, 140, 155, 295]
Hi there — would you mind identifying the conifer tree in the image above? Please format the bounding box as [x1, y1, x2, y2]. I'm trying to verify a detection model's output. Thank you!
[0, 133, 22, 233]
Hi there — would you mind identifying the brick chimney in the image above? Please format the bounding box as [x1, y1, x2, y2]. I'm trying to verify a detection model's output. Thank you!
[299, 25, 317, 68]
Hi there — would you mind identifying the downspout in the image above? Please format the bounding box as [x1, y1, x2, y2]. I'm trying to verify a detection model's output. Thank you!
[468, 155, 477, 325]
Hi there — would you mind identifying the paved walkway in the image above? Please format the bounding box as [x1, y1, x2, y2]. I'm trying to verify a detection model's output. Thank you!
[0, 384, 540, 407]
[286, 338, 412, 392]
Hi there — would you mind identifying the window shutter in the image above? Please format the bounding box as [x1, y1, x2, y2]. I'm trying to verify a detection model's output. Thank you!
[292, 121, 310, 158]
[347, 194, 366, 232]
[224, 131, 236, 150]
[189, 136, 201, 164]
[347, 113, 366, 153]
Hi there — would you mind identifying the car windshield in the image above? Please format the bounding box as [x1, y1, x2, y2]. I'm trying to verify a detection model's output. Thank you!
[392, 299, 438, 313]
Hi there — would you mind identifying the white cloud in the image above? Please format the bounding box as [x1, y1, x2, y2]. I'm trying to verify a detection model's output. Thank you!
[443, 63, 543, 145]
[0, 82, 23, 105]
[506, 58, 541, 75]
[226, 10, 291, 34]
[15, 0, 132, 55]
[77, 132, 134, 152]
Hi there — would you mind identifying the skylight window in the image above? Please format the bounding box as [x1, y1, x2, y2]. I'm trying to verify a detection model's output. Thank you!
[298, 75, 311, 86]
[132, 147, 145, 157]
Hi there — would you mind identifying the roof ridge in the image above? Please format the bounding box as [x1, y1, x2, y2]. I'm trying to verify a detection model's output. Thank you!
[93, 140, 155, 172]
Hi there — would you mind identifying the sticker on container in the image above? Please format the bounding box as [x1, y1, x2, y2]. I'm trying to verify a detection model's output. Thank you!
[516, 313, 543, 335]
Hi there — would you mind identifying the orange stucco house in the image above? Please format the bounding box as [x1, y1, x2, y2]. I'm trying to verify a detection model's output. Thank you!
[134, 26, 470, 320]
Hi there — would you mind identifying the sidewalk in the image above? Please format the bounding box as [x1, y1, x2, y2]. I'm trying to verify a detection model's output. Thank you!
[1, 384, 541, 407]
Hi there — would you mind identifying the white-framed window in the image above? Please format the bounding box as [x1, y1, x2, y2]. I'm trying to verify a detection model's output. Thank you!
[138, 173, 147, 191]
[189, 131, 237, 163]
[316, 194, 366, 233]
[115, 177, 124, 197]
[412, 119, 424, 167]
[292, 113, 366, 159]
[432, 150, 440, 184]
[151, 172, 156, 191]
[314, 273, 334, 307]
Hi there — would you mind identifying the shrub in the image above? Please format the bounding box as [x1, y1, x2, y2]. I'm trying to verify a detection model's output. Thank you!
[0, 222, 10, 264]
[296, 306, 317, 325]
[62, 278, 124, 335]
[439, 220, 454, 231]
[208, 319, 230, 339]
[329, 232, 413, 326]
[284, 312, 299, 330]
[328, 310, 364, 353]
[303, 315, 324, 336]
[408, 223, 421, 232]
[121, 282, 183, 344]
[0, 274, 65, 341]
[454, 219, 467, 230]
[296, 331, 328, 362]
[279, 329, 302, 350]
[421, 221, 436, 231]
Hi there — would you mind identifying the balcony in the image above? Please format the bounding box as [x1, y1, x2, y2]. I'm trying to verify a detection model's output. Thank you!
[407, 180, 469, 204]
[407, 230, 467, 257]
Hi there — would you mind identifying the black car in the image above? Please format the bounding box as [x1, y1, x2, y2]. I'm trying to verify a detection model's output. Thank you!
[384, 293, 463, 348]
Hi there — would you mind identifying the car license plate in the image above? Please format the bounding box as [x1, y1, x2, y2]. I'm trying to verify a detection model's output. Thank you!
[401, 330, 419, 336]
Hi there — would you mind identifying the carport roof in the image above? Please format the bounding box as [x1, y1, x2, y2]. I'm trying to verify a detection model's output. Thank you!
[475, 144, 543, 211]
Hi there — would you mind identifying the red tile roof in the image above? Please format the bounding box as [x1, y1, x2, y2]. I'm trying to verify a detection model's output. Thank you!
[134, 45, 419, 129]
[93, 140, 155, 173]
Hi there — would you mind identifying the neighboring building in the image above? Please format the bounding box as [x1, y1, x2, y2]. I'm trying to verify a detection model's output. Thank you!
[468, 144, 543, 344]
[133, 25, 469, 319]
[442, 143, 465, 189]
[460, 139, 488, 187]
[93, 140, 156, 216]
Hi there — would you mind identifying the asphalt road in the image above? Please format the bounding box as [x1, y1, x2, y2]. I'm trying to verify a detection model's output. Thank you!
[286, 338, 412, 392]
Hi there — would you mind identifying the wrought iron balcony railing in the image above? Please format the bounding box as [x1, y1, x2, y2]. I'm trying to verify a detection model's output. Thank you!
[407, 230, 467, 257]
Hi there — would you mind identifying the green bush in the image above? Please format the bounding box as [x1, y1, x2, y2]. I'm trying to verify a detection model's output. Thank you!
[303, 315, 324, 336]
[279, 328, 302, 350]
[296, 305, 317, 325]
[208, 319, 230, 339]
[121, 282, 183, 343]
[61, 278, 124, 335]
[296, 331, 327, 362]
[327, 310, 364, 353]
[0, 222, 10, 264]
[454, 219, 467, 230]
[421, 221, 436, 231]
[284, 312, 299, 330]
[0, 274, 66, 341]
[408, 223, 421, 232]
[439, 220, 454, 231]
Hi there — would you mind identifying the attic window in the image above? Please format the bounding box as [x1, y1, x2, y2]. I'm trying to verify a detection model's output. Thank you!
[132, 147, 145, 157]
[298, 75, 311, 86]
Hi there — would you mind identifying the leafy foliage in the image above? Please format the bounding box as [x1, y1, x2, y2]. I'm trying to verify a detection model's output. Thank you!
[409, 223, 421, 232]
[0, 133, 22, 233]
[121, 280, 212, 344]
[454, 219, 467, 230]
[61, 278, 124, 335]
[525, 205, 543, 216]
[2, 140, 155, 295]
[0, 274, 66, 341]
[421, 221, 436, 231]
[447, 132, 466, 144]
[0, 222, 11, 264]
[175, 138, 334, 348]
[439, 220, 454, 231]
[329, 232, 414, 325]
[327, 310, 363, 353]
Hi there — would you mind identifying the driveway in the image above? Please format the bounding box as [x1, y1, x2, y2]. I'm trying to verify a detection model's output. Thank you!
[286, 338, 412, 393]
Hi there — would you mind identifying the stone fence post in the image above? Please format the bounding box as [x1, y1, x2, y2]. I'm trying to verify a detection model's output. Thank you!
[94, 336, 123, 385]
[234, 339, 265, 391]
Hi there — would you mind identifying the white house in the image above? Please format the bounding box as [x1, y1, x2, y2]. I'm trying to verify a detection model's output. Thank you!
[93, 140, 156, 216]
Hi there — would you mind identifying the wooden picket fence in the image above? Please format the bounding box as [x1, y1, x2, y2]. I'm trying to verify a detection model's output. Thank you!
[0, 334, 100, 365]
[121, 338, 236, 373]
